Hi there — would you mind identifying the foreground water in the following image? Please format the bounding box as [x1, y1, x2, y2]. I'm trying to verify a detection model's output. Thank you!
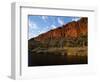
[28, 49, 87, 66]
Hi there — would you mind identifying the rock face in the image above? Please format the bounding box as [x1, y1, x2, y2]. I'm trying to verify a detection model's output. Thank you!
[29, 17, 88, 49]
[33, 17, 88, 42]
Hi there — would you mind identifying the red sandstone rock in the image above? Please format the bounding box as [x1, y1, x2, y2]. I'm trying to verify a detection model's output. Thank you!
[34, 17, 88, 42]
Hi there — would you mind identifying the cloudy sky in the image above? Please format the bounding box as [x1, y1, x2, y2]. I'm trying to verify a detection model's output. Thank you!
[28, 15, 81, 39]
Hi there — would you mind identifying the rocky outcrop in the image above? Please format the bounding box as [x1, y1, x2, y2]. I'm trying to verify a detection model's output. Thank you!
[33, 17, 88, 42]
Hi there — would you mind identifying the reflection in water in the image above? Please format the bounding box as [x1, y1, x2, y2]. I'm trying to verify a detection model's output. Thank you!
[28, 51, 87, 66]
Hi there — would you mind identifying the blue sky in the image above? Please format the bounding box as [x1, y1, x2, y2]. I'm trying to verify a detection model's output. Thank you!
[28, 15, 81, 39]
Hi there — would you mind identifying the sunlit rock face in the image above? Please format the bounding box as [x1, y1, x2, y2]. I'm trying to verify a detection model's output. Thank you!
[33, 17, 88, 42]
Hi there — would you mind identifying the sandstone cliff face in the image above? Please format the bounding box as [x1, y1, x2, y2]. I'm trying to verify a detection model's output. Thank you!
[34, 17, 88, 42]
[78, 17, 88, 36]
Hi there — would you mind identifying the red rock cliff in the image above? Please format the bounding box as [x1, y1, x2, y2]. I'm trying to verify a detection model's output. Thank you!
[34, 17, 88, 42]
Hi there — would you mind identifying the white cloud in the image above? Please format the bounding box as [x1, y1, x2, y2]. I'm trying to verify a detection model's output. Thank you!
[46, 26, 49, 29]
[37, 29, 49, 36]
[38, 30, 46, 34]
[58, 18, 64, 25]
[41, 16, 48, 21]
[29, 20, 38, 30]
[29, 32, 37, 39]
[51, 24, 57, 29]
[28, 20, 38, 39]
[72, 18, 80, 22]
